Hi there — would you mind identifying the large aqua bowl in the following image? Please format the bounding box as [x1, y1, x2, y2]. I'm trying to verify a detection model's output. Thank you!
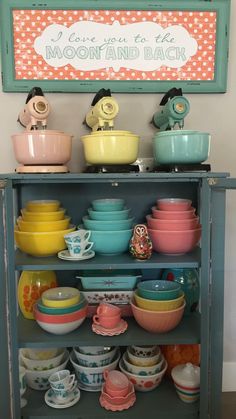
[82, 216, 134, 231]
[153, 130, 210, 164]
[90, 229, 133, 255]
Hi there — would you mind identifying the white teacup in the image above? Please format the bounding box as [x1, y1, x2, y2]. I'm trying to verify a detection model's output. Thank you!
[64, 229, 91, 243]
[64, 229, 93, 257]
[49, 369, 75, 390]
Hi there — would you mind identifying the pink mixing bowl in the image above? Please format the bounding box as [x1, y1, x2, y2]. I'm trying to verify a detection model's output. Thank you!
[11, 130, 72, 165]
[151, 207, 196, 220]
[130, 299, 186, 333]
[146, 215, 200, 231]
[156, 199, 192, 212]
[148, 227, 202, 255]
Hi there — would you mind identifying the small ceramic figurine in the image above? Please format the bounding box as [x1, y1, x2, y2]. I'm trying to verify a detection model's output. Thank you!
[129, 224, 152, 260]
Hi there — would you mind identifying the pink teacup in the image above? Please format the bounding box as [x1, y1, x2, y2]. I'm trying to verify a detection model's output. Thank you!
[93, 314, 121, 329]
[104, 370, 129, 395]
[97, 302, 121, 317]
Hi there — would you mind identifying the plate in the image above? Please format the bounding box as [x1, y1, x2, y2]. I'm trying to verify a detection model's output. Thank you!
[58, 250, 95, 261]
[44, 387, 80, 409]
[92, 319, 128, 336]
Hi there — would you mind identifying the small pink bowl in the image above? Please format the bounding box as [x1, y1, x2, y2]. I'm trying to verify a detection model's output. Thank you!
[104, 370, 129, 392]
[146, 215, 200, 231]
[152, 207, 196, 220]
[34, 304, 88, 324]
[148, 227, 202, 255]
[156, 199, 192, 211]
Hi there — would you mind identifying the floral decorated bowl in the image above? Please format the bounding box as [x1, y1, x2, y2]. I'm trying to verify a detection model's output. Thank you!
[19, 348, 65, 371]
[73, 346, 117, 368]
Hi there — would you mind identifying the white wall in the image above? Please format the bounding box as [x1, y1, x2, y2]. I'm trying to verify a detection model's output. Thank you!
[0, 2, 236, 391]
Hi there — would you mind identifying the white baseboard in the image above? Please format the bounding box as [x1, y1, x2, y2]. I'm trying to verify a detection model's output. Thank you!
[222, 362, 236, 391]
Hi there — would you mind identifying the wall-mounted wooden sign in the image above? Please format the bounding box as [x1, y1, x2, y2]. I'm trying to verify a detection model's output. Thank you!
[0, 0, 231, 92]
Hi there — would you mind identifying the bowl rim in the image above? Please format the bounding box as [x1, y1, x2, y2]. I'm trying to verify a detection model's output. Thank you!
[14, 224, 75, 235]
[73, 346, 116, 359]
[151, 206, 196, 215]
[82, 215, 134, 224]
[119, 357, 168, 379]
[146, 214, 199, 224]
[134, 290, 185, 305]
[70, 348, 120, 371]
[147, 227, 202, 234]
[123, 351, 164, 370]
[21, 350, 70, 374]
[131, 298, 186, 314]
[90, 228, 132, 234]
[88, 207, 130, 215]
[34, 303, 88, 323]
[17, 215, 71, 225]
[137, 279, 181, 294]
[19, 348, 64, 363]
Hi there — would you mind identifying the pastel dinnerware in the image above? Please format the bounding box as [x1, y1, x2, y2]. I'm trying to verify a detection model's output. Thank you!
[17, 216, 71, 232]
[37, 295, 86, 315]
[134, 290, 185, 312]
[146, 214, 199, 231]
[151, 207, 196, 220]
[103, 370, 129, 397]
[91, 198, 125, 212]
[137, 280, 181, 301]
[93, 313, 121, 329]
[156, 198, 192, 212]
[42, 287, 80, 308]
[14, 225, 76, 257]
[88, 207, 130, 221]
[90, 229, 132, 255]
[97, 302, 121, 317]
[148, 227, 202, 255]
[127, 346, 161, 367]
[26, 200, 61, 213]
[19, 348, 65, 371]
[122, 351, 164, 376]
[21, 208, 66, 222]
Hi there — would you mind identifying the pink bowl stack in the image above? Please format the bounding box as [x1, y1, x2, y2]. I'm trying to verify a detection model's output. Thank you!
[146, 198, 201, 255]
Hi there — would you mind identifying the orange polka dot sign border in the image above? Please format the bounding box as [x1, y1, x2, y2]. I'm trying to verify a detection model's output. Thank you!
[0, 1, 230, 92]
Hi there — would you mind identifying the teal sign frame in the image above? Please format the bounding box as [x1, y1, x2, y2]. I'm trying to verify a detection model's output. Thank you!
[0, 0, 231, 93]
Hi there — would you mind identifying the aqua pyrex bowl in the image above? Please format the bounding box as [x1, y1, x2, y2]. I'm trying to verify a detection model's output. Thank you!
[153, 130, 210, 164]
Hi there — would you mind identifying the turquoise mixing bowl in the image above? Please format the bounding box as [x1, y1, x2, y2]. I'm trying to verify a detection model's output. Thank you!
[137, 280, 181, 301]
[90, 229, 133, 255]
[87, 208, 130, 221]
[153, 130, 210, 164]
[91, 199, 125, 212]
[82, 215, 134, 231]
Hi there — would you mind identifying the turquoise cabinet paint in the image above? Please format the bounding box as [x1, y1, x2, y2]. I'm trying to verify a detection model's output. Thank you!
[0, 172, 233, 419]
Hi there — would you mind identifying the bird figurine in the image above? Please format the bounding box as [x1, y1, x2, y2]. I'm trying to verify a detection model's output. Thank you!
[129, 224, 153, 260]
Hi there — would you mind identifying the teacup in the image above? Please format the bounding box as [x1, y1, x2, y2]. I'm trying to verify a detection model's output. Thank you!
[64, 229, 91, 243]
[19, 366, 27, 408]
[49, 369, 75, 390]
[103, 370, 129, 396]
[93, 313, 121, 329]
[64, 229, 93, 257]
[51, 380, 77, 402]
[97, 302, 121, 317]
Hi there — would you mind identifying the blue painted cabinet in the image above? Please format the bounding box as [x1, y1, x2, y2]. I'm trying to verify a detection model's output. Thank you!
[0, 172, 232, 419]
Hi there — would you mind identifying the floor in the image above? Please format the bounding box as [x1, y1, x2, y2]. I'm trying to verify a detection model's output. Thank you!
[221, 392, 236, 418]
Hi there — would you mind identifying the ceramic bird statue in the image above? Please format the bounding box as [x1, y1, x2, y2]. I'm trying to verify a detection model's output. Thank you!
[129, 224, 153, 260]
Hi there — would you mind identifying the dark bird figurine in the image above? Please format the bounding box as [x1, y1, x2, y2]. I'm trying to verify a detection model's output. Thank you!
[129, 224, 153, 260]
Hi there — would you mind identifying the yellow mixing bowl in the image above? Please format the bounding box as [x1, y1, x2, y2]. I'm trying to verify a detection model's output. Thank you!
[17, 216, 71, 232]
[14, 225, 76, 257]
[21, 208, 66, 221]
[26, 200, 61, 212]
[42, 287, 80, 308]
[81, 130, 140, 164]
[134, 290, 185, 312]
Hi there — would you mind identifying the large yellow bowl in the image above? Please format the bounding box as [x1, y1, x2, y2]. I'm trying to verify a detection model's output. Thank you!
[21, 208, 66, 222]
[134, 290, 185, 312]
[26, 200, 61, 212]
[17, 216, 71, 232]
[81, 130, 140, 164]
[14, 225, 76, 257]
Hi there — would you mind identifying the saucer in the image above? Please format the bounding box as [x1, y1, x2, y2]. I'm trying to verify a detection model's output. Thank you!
[99, 383, 136, 412]
[44, 387, 80, 409]
[92, 319, 128, 336]
[58, 250, 95, 261]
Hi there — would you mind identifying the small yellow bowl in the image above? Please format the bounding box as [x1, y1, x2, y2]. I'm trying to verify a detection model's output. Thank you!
[17, 216, 71, 232]
[42, 287, 80, 308]
[26, 200, 61, 212]
[21, 208, 66, 222]
[134, 290, 185, 312]
[14, 225, 76, 257]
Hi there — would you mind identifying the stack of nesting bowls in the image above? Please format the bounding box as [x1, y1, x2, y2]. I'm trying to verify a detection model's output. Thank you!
[82, 199, 133, 255]
[70, 346, 121, 391]
[146, 198, 201, 255]
[119, 345, 167, 392]
[15, 200, 76, 257]
[34, 287, 88, 334]
[131, 280, 185, 333]
[19, 347, 70, 390]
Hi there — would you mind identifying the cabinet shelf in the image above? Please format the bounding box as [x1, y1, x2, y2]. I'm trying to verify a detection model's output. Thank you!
[21, 379, 198, 418]
[18, 314, 200, 348]
[15, 248, 201, 271]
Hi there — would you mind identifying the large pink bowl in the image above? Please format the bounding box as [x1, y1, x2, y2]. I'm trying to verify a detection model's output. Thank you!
[148, 227, 201, 255]
[130, 299, 186, 333]
[151, 207, 196, 220]
[156, 198, 192, 211]
[146, 215, 200, 231]
[11, 130, 72, 165]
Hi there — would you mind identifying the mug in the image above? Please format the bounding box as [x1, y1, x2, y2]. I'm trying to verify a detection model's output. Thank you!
[97, 302, 121, 317]
[49, 369, 75, 390]
[93, 313, 121, 329]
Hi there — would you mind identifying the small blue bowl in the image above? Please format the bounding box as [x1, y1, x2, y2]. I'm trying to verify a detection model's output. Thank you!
[37, 295, 86, 315]
[91, 199, 125, 212]
[82, 216, 134, 231]
[137, 280, 181, 301]
[88, 208, 130, 221]
[90, 229, 132, 255]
